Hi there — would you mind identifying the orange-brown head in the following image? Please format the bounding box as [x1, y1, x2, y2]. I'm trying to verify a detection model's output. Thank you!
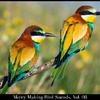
[75, 5, 100, 23]
[21, 25, 56, 43]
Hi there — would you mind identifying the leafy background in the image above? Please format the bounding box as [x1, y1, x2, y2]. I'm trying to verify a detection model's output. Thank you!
[0, 1, 100, 94]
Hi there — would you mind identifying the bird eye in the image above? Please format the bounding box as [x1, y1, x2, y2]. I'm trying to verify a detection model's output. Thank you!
[31, 31, 44, 36]
[80, 11, 93, 15]
[31, 31, 38, 36]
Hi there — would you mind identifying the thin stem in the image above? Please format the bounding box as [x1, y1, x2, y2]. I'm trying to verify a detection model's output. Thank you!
[24, 76, 36, 94]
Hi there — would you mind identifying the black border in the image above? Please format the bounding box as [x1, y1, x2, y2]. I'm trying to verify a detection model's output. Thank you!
[0, 1, 100, 99]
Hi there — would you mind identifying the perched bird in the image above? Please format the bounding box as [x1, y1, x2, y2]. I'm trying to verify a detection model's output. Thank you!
[51, 5, 100, 85]
[7, 25, 55, 86]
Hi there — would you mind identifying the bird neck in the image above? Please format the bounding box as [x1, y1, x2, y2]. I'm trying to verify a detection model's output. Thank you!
[34, 42, 40, 51]
[87, 22, 94, 31]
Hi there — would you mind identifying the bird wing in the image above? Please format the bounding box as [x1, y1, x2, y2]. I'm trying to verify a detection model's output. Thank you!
[60, 24, 91, 68]
[59, 21, 73, 61]
[54, 18, 75, 66]
[9, 39, 36, 74]
[68, 23, 91, 55]
[60, 16, 88, 61]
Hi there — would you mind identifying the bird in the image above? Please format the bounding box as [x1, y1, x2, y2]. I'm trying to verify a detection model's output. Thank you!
[51, 5, 100, 86]
[6, 25, 56, 86]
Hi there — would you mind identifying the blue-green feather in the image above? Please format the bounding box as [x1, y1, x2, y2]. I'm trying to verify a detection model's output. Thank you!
[34, 42, 40, 51]
[87, 22, 94, 31]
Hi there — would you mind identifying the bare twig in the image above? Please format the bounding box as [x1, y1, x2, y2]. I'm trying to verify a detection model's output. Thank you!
[34, 71, 49, 93]
[24, 76, 36, 94]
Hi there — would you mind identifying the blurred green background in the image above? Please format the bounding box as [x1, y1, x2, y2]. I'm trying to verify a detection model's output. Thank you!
[0, 1, 100, 94]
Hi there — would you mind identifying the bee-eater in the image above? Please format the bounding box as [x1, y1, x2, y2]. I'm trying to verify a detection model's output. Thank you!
[7, 25, 55, 86]
[51, 5, 100, 85]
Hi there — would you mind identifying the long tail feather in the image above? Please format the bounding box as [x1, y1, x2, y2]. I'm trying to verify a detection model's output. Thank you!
[0, 76, 8, 89]
[50, 62, 67, 86]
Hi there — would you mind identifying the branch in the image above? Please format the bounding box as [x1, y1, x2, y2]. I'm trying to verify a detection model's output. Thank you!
[22, 59, 55, 80]
[0, 59, 55, 89]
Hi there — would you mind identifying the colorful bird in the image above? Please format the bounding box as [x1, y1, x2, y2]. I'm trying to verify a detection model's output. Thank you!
[51, 5, 100, 85]
[7, 25, 55, 86]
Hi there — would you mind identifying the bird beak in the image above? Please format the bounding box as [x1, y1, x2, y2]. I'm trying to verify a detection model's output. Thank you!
[45, 33, 56, 37]
[95, 11, 100, 15]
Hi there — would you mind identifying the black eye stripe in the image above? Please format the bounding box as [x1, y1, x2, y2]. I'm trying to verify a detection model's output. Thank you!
[31, 32, 45, 36]
[80, 11, 94, 15]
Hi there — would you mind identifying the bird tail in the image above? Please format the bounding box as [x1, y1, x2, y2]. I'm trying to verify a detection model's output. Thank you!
[0, 76, 8, 89]
[51, 61, 67, 86]
[50, 48, 75, 86]
[53, 51, 71, 68]
[50, 53, 71, 86]
[53, 51, 61, 67]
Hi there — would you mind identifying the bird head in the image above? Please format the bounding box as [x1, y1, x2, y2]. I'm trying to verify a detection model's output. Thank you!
[75, 5, 100, 23]
[22, 25, 56, 43]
